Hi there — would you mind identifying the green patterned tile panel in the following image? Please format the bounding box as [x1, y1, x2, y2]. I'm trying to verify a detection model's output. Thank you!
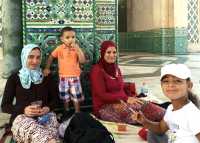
[23, 0, 118, 107]
[119, 28, 188, 54]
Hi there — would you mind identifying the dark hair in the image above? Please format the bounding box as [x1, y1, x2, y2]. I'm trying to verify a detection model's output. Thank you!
[60, 27, 75, 37]
[32, 47, 41, 52]
[188, 91, 200, 109]
[32, 47, 40, 50]
[186, 78, 200, 109]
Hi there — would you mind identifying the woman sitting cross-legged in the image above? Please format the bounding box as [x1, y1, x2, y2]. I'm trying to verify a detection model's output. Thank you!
[1, 44, 60, 143]
[90, 40, 165, 125]
[89, 40, 170, 143]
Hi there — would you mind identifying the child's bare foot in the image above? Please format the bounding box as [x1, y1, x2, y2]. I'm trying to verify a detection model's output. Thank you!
[48, 139, 56, 143]
[73, 101, 80, 112]
[48, 139, 60, 143]
[64, 102, 69, 111]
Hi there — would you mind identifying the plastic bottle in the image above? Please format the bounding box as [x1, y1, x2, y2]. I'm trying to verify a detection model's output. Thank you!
[37, 113, 51, 125]
[138, 82, 149, 97]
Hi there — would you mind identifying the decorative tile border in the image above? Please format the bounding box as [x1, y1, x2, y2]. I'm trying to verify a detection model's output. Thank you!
[119, 28, 188, 54]
[23, 0, 118, 102]
[23, 0, 118, 62]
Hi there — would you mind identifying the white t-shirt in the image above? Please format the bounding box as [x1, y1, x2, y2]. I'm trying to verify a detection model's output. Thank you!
[164, 102, 200, 143]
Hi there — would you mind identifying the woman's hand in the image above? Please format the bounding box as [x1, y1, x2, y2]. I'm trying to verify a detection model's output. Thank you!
[39, 106, 50, 115]
[24, 105, 42, 117]
[113, 103, 126, 112]
[131, 111, 146, 125]
[24, 105, 50, 117]
[127, 97, 144, 105]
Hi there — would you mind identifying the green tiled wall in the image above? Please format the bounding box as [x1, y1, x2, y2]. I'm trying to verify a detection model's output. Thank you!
[119, 28, 188, 54]
[22, 0, 118, 109]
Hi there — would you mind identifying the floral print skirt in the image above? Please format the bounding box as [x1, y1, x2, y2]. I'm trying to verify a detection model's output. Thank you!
[99, 101, 165, 125]
[11, 112, 59, 143]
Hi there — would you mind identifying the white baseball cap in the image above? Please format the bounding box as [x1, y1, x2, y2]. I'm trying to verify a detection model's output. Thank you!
[160, 64, 191, 80]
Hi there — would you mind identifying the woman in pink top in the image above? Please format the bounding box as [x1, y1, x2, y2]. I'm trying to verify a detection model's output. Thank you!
[90, 40, 144, 124]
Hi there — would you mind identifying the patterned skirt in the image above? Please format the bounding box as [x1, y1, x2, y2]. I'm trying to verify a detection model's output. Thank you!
[99, 101, 165, 125]
[99, 102, 141, 124]
[11, 112, 59, 143]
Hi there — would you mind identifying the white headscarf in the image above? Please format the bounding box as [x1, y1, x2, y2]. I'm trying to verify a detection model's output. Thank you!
[18, 44, 43, 89]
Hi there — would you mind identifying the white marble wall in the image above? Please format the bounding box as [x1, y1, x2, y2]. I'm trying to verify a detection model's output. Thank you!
[127, 0, 184, 32]
[0, 0, 2, 59]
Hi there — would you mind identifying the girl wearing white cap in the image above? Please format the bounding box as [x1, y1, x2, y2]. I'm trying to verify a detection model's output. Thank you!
[133, 63, 200, 143]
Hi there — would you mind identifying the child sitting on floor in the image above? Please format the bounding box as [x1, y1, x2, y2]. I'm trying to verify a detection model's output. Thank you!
[133, 64, 200, 143]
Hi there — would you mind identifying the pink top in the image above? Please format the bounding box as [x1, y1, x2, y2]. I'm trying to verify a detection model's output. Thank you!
[90, 64, 128, 116]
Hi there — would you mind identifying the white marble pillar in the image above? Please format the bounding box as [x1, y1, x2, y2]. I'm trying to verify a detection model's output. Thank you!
[0, 0, 2, 59]
[2, 0, 22, 78]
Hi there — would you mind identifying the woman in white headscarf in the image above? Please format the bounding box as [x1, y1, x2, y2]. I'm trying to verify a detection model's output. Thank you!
[1, 44, 60, 143]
